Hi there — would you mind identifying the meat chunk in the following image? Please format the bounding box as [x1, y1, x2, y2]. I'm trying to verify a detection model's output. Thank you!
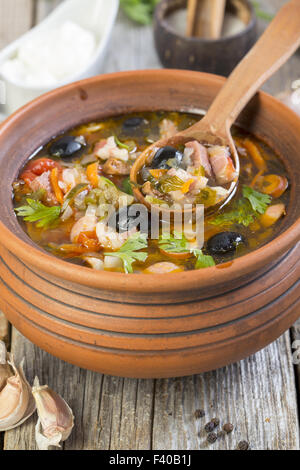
[70, 215, 98, 243]
[185, 141, 213, 178]
[29, 171, 57, 205]
[208, 146, 237, 185]
[94, 136, 129, 162]
[96, 222, 136, 251]
[143, 262, 183, 274]
[103, 157, 130, 175]
[159, 119, 178, 139]
[260, 204, 286, 228]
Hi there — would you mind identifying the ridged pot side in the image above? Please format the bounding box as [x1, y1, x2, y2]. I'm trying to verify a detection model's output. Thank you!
[0, 71, 299, 377]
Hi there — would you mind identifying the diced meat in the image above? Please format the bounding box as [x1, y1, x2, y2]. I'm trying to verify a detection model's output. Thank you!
[260, 204, 286, 228]
[94, 136, 129, 162]
[103, 157, 130, 175]
[208, 146, 237, 185]
[29, 171, 57, 205]
[167, 167, 191, 182]
[185, 141, 213, 178]
[159, 119, 178, 139]
[143, 262, 183, 274]
[70, 215, 98, 243]
[96, 222, 136, 251]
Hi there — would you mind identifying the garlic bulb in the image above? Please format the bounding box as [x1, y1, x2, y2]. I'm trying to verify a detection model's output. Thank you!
[33, 377, 74, 450]
[0, 341, 36, 431]
[0, 341, 13, 392]
[277, 79, 300, 116]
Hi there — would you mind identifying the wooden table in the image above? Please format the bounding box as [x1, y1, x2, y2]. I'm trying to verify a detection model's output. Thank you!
[0, 0, 299, 451]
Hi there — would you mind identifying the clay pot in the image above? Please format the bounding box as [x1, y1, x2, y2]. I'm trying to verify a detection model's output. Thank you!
[0, 70, 299, 378]
[154, 0, 257, 77]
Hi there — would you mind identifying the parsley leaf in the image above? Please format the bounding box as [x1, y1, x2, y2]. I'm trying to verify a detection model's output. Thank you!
[104, 232, 148, 274]
[211, 185, 271, 227]
[158, 231, 189, 253]
[243, 186, 272, 214]
[191, 249, 215, 269]
[15, 199, 61, 228]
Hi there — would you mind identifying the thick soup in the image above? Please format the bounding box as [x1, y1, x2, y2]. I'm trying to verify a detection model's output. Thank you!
[13, 112, 289, 274]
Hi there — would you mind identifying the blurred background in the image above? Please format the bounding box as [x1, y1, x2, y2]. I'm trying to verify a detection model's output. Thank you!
[0, 0, 298, 118]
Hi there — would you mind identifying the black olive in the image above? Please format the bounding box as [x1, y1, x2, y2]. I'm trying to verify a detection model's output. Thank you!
[207, 232, 245, 255]
[49, 135, 86, 160]
[150, 146, 183, 169]
[123, 117, 144, 130]
[107, 205, 150, 234]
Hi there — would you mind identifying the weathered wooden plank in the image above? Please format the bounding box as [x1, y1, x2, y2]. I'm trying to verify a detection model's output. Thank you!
[152, 333, 299, 450]
[4, 330, 299, 450]
[0, 0, 34, 49]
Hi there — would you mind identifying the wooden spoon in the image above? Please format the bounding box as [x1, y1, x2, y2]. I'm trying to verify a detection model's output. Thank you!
[130, 0, 300, 216]
[186, 0, 226, 39]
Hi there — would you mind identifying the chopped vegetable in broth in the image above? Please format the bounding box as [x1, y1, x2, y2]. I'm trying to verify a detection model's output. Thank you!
[13, 112, 289, 274]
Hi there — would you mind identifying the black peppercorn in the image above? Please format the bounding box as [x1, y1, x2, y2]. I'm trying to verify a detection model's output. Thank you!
[217, 430, 226, 439]
[223, 423, 234, 434]
[211, 418, 220, 428]
[207, 432, 218, 444]
[194, 409, 205, 419]
[237, 440, 249, 450]
[204, 421, 215, 433]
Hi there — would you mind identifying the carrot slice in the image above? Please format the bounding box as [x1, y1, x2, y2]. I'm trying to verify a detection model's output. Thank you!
[50, 167, 64, 204]
[149, 169, 168, 179]
[181, 178, 194, 194]
[86, 162, 99, 188]
[243, 139, 267, 172]
[258, 174, 288, 198]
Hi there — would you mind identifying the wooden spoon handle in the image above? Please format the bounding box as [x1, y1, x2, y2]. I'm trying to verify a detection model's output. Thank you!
[197, 0, 300, 137]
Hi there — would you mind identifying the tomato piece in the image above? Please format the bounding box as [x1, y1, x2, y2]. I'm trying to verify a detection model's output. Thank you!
[77, 230, 100, 251]
[21, 158, 62, 183]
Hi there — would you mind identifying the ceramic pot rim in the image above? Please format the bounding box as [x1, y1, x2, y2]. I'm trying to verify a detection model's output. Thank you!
[0, 69, 299, 293]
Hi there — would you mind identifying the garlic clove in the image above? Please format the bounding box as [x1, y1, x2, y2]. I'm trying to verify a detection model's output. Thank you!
[0, 356, 36, 432]
[0, 340, 13, 392]
[33, 377, 74, 450]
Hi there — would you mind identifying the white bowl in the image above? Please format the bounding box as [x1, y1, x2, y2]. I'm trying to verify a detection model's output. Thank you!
[0, 0, 119, 115]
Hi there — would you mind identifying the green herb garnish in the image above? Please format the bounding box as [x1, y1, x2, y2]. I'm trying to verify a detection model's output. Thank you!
[243, 185, 272, 214]
[191, 249, 215, 269]
[104, 232, 148, 274]
[159, 231, 189, 253]
[159, 176, 184, 193]
[122, 177, 134, 195]
[15, 199, 61, 228]
[120, 0, 160, 25]
[211, 185, 271, 227]
[159, 231, 215, 269]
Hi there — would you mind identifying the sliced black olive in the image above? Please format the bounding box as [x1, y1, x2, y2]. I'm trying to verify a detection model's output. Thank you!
[150, 146, 183, 169]
[123, 117, 144, 130]
[49, 135, 86, 160]
[207, 232, 245, 255]
[107, 205, 150, 234]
